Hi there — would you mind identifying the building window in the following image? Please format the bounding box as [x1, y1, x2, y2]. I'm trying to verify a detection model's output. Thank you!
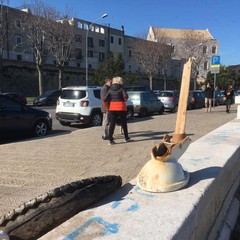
[111, 36, 114, 43]
[129, 50, 132, 57]
[17, 54, 22, 61]
[128, 65, 132, 72]
[204, 61, 209, 70]
[99, 52, 105, 62]
[64, 62, 69, 66]
[118, 38, 122, 45]
[88, 50, 93, 58]
[212, 45, 217, 54]
[203, 45, 207, 54]
[15, 35, 22, 46]
[99, 39, 105, 47]
[75, 48, 82, 59]
[88, 37, 94, 48]
[75, 34, 81, 43]
[16, 19, 21, 28]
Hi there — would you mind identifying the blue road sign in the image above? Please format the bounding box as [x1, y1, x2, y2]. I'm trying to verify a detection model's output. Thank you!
[211, 56, 220, 65]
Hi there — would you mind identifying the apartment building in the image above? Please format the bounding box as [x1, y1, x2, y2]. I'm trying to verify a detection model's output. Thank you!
[147, 27, 219, 81]
[0, 4, 219, 94]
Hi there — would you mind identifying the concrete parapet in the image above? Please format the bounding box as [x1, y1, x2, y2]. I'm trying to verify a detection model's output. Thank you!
[39, 118, 240, 240]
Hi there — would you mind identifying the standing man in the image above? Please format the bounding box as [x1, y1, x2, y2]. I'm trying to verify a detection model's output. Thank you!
[204, 82, 214, 112]
[103, 76, 130, 145]
[101, 78, 112, 140]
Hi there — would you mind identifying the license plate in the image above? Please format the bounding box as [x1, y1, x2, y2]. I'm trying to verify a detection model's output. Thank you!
[63, 101, 75, 107]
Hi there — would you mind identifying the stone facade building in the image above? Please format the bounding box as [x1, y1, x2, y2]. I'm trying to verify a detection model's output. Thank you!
[0, 4, 219, 95]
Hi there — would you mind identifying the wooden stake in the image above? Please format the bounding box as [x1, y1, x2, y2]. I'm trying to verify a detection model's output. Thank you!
[171, 58, 192, 143]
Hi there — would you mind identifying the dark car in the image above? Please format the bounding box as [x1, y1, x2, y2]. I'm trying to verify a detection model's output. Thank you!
[33, 90, 61, 106]
[1, 92, 27, 105]
[188, 91, 205, 109]
[214, 91, 225, 106]
[0, 95, 52, 137]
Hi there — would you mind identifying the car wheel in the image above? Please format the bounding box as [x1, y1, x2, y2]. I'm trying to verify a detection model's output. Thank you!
[127, 108, 134, 120]
[139, 108, 148, 118]
[159, 106, 164, 115]
[47, 100, 54, 106]
[59, 121, 71, 126]
[33, 120, 48, 137]
[172, 105, 178, 113]
[90, 112, 102, 126]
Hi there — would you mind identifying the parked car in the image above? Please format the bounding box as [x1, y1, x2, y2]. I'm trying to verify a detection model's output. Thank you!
[215, 90, 225, 106]
[1, 92, 27, 105]
[56, 86, 134, 127]
[125, 86, 150, 92]
[0, 95, 52, 137]
[33, 90, 61, 106]
[155, 90, 180, 113]
[127, 91, 164, 117]
[188, 90, 205, 109]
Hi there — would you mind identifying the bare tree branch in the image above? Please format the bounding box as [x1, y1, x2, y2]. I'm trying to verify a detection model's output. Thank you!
[132, 36, 172, 90]
[21, 0, 58, 95]
[47, 14, 75, 89]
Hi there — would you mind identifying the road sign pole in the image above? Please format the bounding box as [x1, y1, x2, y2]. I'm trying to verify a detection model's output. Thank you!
[213, 73, 216, 108]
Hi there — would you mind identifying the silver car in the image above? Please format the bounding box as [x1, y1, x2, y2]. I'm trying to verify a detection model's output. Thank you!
[156, 90, 180, 113]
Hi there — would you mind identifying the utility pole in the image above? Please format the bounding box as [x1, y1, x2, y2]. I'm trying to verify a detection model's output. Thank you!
[0, 1, 4, 92]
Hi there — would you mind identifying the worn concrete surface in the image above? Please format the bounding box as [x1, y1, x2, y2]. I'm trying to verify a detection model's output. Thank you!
[0, 105, 238, 219]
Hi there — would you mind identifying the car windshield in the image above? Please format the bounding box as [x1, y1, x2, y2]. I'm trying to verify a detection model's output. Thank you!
[159, 92, 174, 97]
[41, 90, 56, 97]
[61, 90, 86, 99]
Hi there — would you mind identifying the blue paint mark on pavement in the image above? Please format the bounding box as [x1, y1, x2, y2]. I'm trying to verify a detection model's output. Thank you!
[64, 216, 119, 240]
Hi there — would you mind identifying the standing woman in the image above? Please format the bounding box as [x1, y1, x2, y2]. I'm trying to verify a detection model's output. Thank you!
[224, 84, 234, 113]
[104, 76, 130, 145]
[204, 82, 214, 112]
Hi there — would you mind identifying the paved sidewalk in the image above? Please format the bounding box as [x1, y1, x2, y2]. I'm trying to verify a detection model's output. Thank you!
[0, 105, 237, 218]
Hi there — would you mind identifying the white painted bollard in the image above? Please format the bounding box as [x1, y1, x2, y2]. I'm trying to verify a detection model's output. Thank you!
[235, 96, 240, 119]
[0, 231, 9, 240]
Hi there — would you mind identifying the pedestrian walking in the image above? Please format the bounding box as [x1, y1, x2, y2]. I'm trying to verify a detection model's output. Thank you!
[103, 76, 130, 145]
[100, 78, 112, 140]
[204, 82, 214, 112]
[224, 83, 234, 113]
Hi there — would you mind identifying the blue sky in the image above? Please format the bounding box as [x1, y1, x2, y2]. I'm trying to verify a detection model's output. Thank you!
[7, 0, 240, 66]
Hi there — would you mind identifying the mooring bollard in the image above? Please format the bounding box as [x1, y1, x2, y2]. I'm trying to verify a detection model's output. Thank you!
[137, 58, 193, 193]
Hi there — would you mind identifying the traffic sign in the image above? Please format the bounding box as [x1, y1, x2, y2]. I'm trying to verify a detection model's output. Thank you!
[211, 55, 220, 65]
[211, 55, 220, 74]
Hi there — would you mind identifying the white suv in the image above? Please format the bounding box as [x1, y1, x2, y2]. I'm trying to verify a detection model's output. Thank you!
[56, 86, 134, 127]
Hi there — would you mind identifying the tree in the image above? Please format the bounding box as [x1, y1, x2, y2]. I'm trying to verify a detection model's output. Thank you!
[173, 29, 207, 90]
[91, 52, 125, 85]
[47, 15, 75, 89]
[132, 37, 171, 90]
[206, 66, 236, 90]
[21, 0, 58, 95]
[0, 0, 7, 92]
[153, 33, 174, 90]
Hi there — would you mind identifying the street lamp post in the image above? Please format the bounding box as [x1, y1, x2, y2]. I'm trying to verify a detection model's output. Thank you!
[85, 13, 108, 86]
